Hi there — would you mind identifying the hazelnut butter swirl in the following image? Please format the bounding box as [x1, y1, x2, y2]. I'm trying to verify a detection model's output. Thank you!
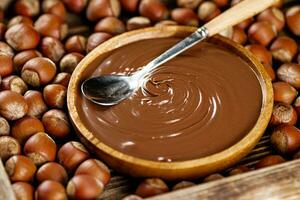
[77, 38, 262, 162]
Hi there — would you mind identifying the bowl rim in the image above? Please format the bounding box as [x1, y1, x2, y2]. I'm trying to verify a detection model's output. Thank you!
[67, 26, 273, 177]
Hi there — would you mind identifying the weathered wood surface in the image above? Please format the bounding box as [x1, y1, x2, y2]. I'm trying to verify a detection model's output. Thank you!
[149, 159, 300, 200]
[0, 160, 15, 200]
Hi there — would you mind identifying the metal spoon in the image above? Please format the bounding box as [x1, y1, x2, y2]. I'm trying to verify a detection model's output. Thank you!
[82, 0, 279, 106]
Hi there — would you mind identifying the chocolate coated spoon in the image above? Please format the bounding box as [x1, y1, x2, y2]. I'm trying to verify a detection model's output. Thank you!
[82, 0, 279, 106]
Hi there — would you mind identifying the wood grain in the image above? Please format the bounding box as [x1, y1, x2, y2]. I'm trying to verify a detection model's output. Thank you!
[0, 160, 16, 200]
[148, 159, 300, 200]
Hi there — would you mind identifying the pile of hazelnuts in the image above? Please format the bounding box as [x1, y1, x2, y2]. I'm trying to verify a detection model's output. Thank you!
[0, 0, 299, 199]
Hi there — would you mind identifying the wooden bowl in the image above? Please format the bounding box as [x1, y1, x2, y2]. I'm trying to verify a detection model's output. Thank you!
[67, 26, 273, 180]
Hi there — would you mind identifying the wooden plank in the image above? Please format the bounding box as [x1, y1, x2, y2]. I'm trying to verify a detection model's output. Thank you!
[0, 160, 16, 200]
[148, 159, 300, 200]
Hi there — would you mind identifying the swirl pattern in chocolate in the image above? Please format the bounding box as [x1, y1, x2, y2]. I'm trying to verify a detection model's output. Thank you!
[78, 38, 262, 162]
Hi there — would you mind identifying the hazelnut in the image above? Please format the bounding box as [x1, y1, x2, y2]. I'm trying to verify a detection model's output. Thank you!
[248, 21, 277, 46]
[203, 173, 224, 183]
[228, 165, 251, 176]
[86, 0, 121, 21]
[94, 17, 126, 35]
[212, 0, 228, 7]
[176, 0, 202, 9]
[269, 102, 297, 127]
[126, 16, 151, 31]
[58, 141, 90, 171]
[5, 155, 37, 182]
[12, 182, 34, 200]
[7, 15, 33, 28]
[24, 90, 48, 118]
[67, 175, 104, 199]
[294, 96, 300, 116]
[75, 159, 111, 186]
[273, 81, 297, 105]
[0, 117, 10, 136]
[24, 132, 57, 166]
[43, 84, 67, 109]
[86, 32, 112, 53]
[34, 14, 68, 40]
[286, 6, 300, 36]
[277, 63, 300, 89]
[135, 178, 169, 198]
[22, 57, 57, 87]
[0, 53, 13, 77]
[12, 116, 45, 145]
[245, 44, 272, 66]
[42, 0, 66, 21]
[1, 75, 28, 95]
[65, 35, 86, 54]
[0, 136, 21, 161]
[231, 26, 247, 45]
[172, 181, 195, 191]
[257, 8, 285, 32]
[63, 0, 88, 13]
[255, 155, 285, 169]
[0, 41, 14, 57]
[36, 162, 68, 184]
[122, 195, 143, 200]
[270, 36, 298, 63]
[40, 37, 66, 63]
[0, 90, 28, 121]
[42, 109, 70, 139]
[171, 8, 199, 27]
[36, 180, 67, 200]
[53, 73, 71, 87]
[59, 53, 84, 74]
[155, 20, 178, 27]
[13, 50, 42, 73]
[236, 17, 254, 30]
[0, 23, 7, 41]
[14, 0, 40, 18]
[120, 0, 140, 13]
[271, 125, 300, 154]
[198, 1, 221, 22]
[139, 0, 169, 22]
[5, 24, 40, 51]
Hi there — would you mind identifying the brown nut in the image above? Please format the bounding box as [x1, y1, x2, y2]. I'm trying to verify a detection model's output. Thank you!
[155, 20, 178, 27]
[271, 125, 300, 154]
[36, 180, 67, 200]
[273, 81, 297, 105]
[67, 175, 104, 199]
[277, 63, 300, 89]
[42, 0, 66, 20]
[75, 159, 111, 186]
[0, 53, 13, 77]
[40, 37, 66, 63]
[236, 17, 254, 30]
[198, 1, 221, 22]
[1, 75, 28, 95]
[257, 8, 285, 32]
[86, 32, 112, 53]
[12, 116, 45, 145]
[231, 26, 247, 45]
[13, 50, 42, 73]
[171, 8, 199, 26]
[172, 181, 195, 191]
[286, 6, 300, 36]
[43, 84, 67, 109]
[24, 90, 48, 118]
[58, 141, 90, 171]
[94, 17, 126, 35]
[65, 35, 86, 54]
[255, 155, 285, 169]
[0, 117, 10, 136]
[59, 53, 84, 74]
[176, 0, 202, 9]
[63, 0, 88, 13]
[0, 90, 28, 121]
[203, 173, 224, 183]
[263, 63, 276, 82]
[126, 16, 151, 31]
[269, 102, 298, 127]
[0, 23, 7, 41]
[24, 132, 57, 166]
[86, 0, 121, 21]
[12, 182, 34, 200]
[21, 57, 57, 87]
[42, 109, 70, 139]
[5, 155, 37, 182]
[228, 165, 251, 176]
[0, 41, 14, 57]
[7, 15, 33, 28]
[245, 44, 272, 66]
[270, 36, 298, 63]
[135, 178, 169, 198]
[212, 0, 228, 7]
[120, 0, 140, 12]
[36, 162, 68, 184]
[139, 0, 169, 22]
[248, 21, 277, 46]
[0, 136, 21, 161]
[53, 73, 71, 88]
[5, 24, 40, 51]
[14, 0, 40, 18]
[34, 14, 68, 40]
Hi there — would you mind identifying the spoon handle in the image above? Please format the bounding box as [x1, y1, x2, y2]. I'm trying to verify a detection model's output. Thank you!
[136, 0, 278, 79]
